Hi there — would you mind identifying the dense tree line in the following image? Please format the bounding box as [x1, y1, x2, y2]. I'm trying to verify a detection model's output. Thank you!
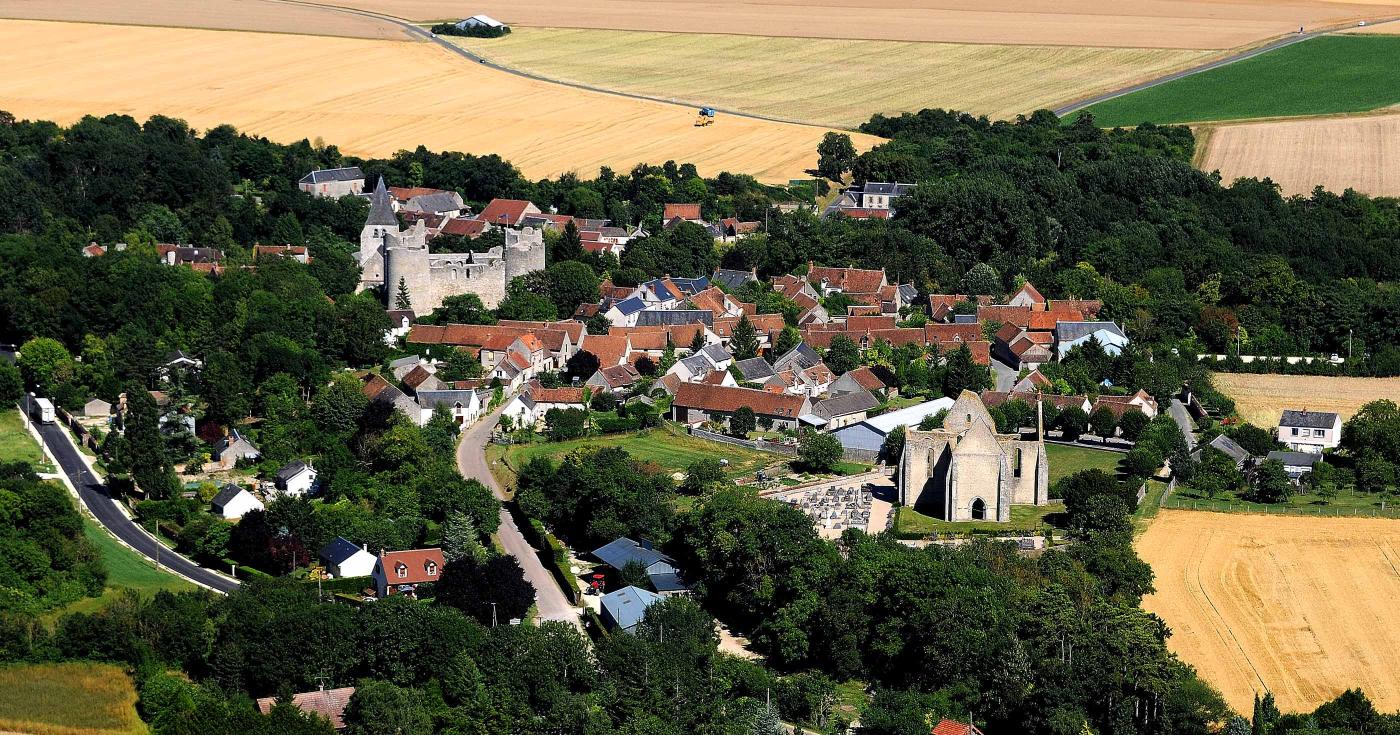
[0, 462, 106, 614]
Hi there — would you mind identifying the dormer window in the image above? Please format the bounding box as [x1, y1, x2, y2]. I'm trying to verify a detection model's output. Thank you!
[395, 563, 408, 579]
[425, 561, 438, 577]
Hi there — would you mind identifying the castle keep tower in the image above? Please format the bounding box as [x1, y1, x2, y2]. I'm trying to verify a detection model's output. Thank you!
[354, 177, 547, 313]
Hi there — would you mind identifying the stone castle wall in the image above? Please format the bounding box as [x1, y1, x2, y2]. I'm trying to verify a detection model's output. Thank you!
[367, 224, 545, 313]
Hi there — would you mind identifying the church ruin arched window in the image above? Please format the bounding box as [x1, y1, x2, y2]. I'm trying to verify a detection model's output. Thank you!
[971, 498, 987, 520]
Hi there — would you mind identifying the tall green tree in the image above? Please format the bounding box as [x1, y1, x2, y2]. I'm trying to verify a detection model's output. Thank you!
[730, 314, 761, 360]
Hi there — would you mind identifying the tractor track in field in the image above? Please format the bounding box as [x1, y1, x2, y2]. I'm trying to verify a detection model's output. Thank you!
[266, 0, 833, 130]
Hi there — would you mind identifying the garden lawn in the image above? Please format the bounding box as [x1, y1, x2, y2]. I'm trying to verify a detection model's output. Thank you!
[1080, 35, 1400, 127]
[1046, 442, 1123, 484]
[500, 424, 777, 482]
[0, 662, 146, 735]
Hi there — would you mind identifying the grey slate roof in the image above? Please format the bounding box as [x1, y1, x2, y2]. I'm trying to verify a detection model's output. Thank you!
[389, 355, 424, 369]
[365, 177, 399, 227]
[1194, 434, 1252, 466]
[670, 276, 710, 295]
[275, 459, 311, 482]
[898, 284, 918, 303]
[734, 357, 776, 381]
[812, 389, 879, 420]
[1056, 321, 1127, 343]
[678, 353, 713, 376]
[404, 191, 464, 215]
[211, 483, 249, 510]
[861, 182, 915, 197]
[1279, 409, 1338, 429]
[592, 537, 671, 571]
[711, 268, 757, 290]
[319, 536, 366, 565]
[636, 309, 714, 327]
[774, 343, 822, 371]
[415, 389, 478, 409]
[699, 344, 731, 364]
[1267, 450, 1323, 467]
[613, 297, 646, 317]
[600, 586, 662, 633]
[300, 166, 364, 185]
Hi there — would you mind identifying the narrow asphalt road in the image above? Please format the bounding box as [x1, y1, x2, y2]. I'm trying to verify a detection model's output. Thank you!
[28, 412, 240, 594]
[455, 404, 580, 626]
[990, 357, 1018, 392]
[1169, 398, 1199, 451]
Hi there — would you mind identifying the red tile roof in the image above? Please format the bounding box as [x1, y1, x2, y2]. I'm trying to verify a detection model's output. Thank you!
[925, 323, 982, 343]
[931, 719, 984, 735]
[673, 383, 807, 418]
[977, 305, 1033, 327]
[582, 334, 630, 367]
[257, 687, 355, 730]
[439, 217, 488, 238]
[1054, 299, 1103, 318]
[663, 203, 702, 221]
[476, 198, 537, 226]
[389, 185, 450, 201]
[1011, 281, 1046, 305]
[379, 548, 445, 586]
[528, 381, 586, 404]
[835, 208, 891, 219]
[846, 315, 897, 331]
[807, 264, 886, 295]
[844, 366, 887, 391]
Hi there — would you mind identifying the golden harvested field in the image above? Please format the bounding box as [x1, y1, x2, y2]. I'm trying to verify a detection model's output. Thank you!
[0, 662, 145, 735]
[1211, 373, 1400, 426]
[1139, 510, 1400, 713]
[1198, 113, 1400, 196]
[461, 29, 1210, 127]
[0, 0, 410, 39]
[0, 20, 871, 183]
[311, 0, 1400, 48]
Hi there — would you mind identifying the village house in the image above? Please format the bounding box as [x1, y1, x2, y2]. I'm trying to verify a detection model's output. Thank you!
[1055, 321, 1130, 359]
[809, 389, 880, 429]
[600, 586, 663, 634]
[1267, 450, 1323, 482]
[474, 198, 542, 227]
[257, 687, 356, 731]
[210, 430, 260, 470]
[273, 459, 318, 497]
[1277, 409, 1342, 452]
[501, 381, 588, 428]
[1192, 434, 1253, 469]
[298, 166, 364, 198]
[253, 244, 311, 264]
[318, 537, 377, 579]
[210, 483, 263, 520]
[372, 547, 445, 598]
[417, 389, 484, 426]
[591, 537, 692, 596]
[830, 366, 891, 398]
[586, 363, 642, 393]
[829, 182, 915, 218]
[670, 383, 811, 431]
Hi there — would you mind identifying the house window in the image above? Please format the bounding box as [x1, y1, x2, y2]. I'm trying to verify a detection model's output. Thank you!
[1291, 427, 1300, 436]
[1315, 429, 1326, 437]
[425, 561, 438, 577]
[395, 563, 407, 579]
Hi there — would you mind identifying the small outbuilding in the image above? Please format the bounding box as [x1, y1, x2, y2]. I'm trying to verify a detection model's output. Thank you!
[274, 459, 318, 497]
[83, 398, 112, 418]
[319, 536, 377, 579]
[600, 585, 663, 634]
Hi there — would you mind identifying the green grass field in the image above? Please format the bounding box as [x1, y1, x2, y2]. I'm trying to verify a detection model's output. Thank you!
[0, 662, 146, 735]
[1046, 442, 1124, 484]
[497, 424, 779, 485]
[0, 407, 54, 471]
[1081, 35, 1400, 127]
[52, 516, 196, 619]
[1167, 482, 1400, 518]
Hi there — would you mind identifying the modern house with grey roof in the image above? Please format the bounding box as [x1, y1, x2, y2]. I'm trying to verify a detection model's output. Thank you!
[319, 536, 376, 579]
[591, 537, 693, 596]
[600, 586, 663, 634]
[274, 460, 318, 497]
[1277, 409, 1341, 452]
[299, 166, 365, 198]
[1266, 450, 1323, 482]
[211, 483, 263, 520]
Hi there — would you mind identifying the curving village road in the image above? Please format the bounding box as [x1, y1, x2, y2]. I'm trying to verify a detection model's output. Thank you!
[26, 406, 240, 594]
[455, 404, 580, 626]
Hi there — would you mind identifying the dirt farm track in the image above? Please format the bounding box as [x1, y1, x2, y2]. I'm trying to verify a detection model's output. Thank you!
[1139, 510, 1400, 713]
[0, 19, 873, 182]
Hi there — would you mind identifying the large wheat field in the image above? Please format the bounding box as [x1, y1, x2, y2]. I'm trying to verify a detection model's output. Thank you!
[1197, 114, 1400, 196]
[0, 662, 145, 735]
[0, 20, 870, 182]
[309, 0, 1400, 49]
[0, 0, 410, 38]
[1139, 510, 1400, 713]
[1211, 373, 1400, 427]
[461, 29, 1210, 127]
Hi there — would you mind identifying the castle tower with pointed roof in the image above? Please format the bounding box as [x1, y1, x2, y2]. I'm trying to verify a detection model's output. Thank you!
[356, 177, 545, 313]
[899, 390, 1048, 522]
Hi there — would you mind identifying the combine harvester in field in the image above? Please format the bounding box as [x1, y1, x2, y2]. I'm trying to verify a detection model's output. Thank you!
[694, 107, 716, 126]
